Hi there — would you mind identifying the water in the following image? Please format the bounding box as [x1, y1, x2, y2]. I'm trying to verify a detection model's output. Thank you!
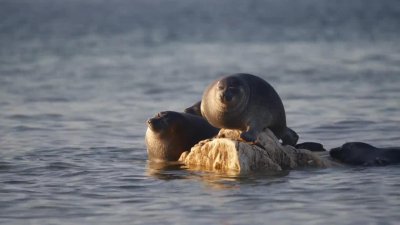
[1, 0, 400, 224]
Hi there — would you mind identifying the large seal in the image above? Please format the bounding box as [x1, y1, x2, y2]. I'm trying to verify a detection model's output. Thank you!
[330, 142, 400, 166]
[187, 73, 298, 146]
[145, 111, 219, 162]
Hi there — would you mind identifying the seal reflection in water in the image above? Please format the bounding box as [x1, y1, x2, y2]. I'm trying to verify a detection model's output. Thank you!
[187, 73, 298, 146]
[145, 111, 219, 162]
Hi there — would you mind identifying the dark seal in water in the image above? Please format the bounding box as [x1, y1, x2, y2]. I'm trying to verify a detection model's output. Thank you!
[330, 142, 400, 166]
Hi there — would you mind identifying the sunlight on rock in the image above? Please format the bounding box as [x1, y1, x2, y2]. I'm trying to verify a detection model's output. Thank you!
[180, 129, 331, 174]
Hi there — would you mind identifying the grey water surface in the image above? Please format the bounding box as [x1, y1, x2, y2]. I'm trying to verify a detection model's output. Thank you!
[1, 0, 400, 224]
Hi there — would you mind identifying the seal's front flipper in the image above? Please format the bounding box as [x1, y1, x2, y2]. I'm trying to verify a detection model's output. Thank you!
[240, 131, 257, 142]
[184, 101, 202, 117]
[281, 127, 299, 146]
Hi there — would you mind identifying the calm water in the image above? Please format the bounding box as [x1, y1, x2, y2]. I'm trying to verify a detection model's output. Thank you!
[1, 1, 400, 224]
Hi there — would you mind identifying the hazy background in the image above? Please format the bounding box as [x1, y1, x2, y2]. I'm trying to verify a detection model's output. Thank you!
[1, 0, 400, 42]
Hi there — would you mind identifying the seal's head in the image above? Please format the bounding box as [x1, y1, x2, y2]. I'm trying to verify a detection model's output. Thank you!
[330, 142, 376, 165]
[145, 111, 186, 162]
[145, 111, 219, 162]
[201, 75, 250, 129]
[146, 111, 183, 137]
[216, 77, 242, 105]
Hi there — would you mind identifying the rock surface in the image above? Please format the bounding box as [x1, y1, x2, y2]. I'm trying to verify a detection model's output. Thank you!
[179, 129, 332, 174]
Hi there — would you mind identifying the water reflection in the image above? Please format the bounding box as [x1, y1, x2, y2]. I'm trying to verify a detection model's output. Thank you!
[187, 170, 291, 190]
[146, 161, 187, 180]
[147, 160, 290, 189]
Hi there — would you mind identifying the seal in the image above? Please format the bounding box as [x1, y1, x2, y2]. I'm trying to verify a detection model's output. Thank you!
[184, 101, 202, 116]
[145, 111, 219, 162]
[330, 142, 400, 166]
[190, 73, 298, 145]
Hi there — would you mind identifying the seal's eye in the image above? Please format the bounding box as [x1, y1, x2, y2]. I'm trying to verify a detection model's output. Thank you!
[228, 79, 239, 87]
[158, 111, 168, 118]
[217, 83, 225, 90]
[228, 87, 239, 94]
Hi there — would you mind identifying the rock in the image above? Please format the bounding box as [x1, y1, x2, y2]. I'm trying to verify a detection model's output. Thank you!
[179, 129, 331, 174]
[295, 142, 326, 152]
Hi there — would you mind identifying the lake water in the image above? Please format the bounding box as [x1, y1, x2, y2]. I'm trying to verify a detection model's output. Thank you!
[1, 0, 400, 224]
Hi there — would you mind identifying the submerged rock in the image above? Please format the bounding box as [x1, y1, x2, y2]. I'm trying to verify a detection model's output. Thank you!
[179, 129, 331, 174]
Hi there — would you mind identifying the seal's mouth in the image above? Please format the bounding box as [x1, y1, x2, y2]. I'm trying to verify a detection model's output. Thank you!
[146, 118, 158, 130]
[220, 91, 233, 103]
[219, 87, 240, 104]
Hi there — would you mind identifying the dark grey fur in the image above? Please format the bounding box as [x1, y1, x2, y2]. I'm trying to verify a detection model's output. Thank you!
[330, 142, 400, 166]
[188, 73, 298, 145]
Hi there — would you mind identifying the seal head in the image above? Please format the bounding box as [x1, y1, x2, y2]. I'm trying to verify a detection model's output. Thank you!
[145, 111, 219, 162]
[201, 75, 250, 130]
[330, 142, 400, 166]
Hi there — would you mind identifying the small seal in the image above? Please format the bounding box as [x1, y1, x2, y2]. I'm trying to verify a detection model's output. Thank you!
[190, 73, 298, 145]
[330, 142, 400, 166]
[145, 111, 219, 162]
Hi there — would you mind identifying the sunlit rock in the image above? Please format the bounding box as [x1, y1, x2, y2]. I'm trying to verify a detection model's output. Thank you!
[179, 129, 331, 174]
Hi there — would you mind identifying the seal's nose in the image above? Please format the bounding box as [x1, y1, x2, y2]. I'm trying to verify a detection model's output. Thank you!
[220, 91, 233, 103]
[147, 117, 158, 125]
[146, 118, 160, 130]
[223, 92, 233, 102]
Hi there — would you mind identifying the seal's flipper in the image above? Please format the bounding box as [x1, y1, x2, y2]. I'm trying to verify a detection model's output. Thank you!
[184, 101, 202, 117]
[240, 126, 259, 142]
[240, 131, 256, 142]
[281, 127, 299, 146]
